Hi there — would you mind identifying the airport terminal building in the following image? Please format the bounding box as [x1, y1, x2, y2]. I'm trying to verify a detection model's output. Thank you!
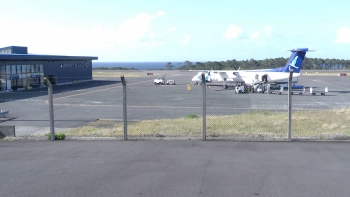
[0, 46, 98, 91]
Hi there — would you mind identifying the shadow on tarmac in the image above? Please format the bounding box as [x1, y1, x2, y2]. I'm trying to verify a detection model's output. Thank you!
[0, 80, 120, 103]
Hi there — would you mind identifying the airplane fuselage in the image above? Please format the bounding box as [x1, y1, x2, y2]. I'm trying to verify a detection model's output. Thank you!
[209, 71, 300, 85]
[191, 48, 309, 86]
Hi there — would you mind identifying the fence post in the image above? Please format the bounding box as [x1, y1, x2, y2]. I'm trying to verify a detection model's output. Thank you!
[121, 76, 127, 140]
[287, 70, 293, 141]
[44, 78, 55, 141]
[201, 73, 206, 141]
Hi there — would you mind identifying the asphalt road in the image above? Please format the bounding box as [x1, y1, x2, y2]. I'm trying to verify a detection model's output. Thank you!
[1, 140, 350, 197]
[1, 70, 350, 136]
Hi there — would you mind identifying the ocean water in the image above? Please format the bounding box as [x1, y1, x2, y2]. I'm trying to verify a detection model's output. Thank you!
[92, 62, 183, 70]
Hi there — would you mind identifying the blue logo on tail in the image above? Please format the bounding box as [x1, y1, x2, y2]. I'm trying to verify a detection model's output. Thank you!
[269, 48, 308, 73]
[289, 56, 299, 70]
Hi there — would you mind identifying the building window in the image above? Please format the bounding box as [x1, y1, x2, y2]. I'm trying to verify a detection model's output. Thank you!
[22, 65, 26, 73]
[17, 65, 22, 74]
[27, 65, 32, 73]
[6, 65, 11, 75]
[35, 64, 40, 72]
[11, 65, 16, 74]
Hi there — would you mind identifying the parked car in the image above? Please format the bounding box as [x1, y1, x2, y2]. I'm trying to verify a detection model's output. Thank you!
[166, 79, 176, 85]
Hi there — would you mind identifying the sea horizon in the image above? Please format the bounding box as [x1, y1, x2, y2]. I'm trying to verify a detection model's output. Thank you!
[92, 62, 186, 70]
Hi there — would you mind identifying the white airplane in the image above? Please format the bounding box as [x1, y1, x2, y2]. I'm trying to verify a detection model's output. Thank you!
[191, 48, 310, 86]
[191, 71, 212, 85]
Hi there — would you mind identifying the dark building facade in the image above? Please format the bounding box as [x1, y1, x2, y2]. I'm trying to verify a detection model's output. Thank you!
[0, 46, 98, 91]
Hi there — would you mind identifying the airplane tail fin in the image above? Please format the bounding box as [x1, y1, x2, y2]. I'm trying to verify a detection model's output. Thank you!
[283, 48, 309, 73]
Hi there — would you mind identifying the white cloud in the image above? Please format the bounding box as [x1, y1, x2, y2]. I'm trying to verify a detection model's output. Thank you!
[168, 27, 177, 32]
[139, 32, 164, 47]
[113, 11, 166, 47]
[0, 22, 112, 55]
[155, 11, 166, 17]
[264, 26, 273, 35]
[182, 35, 190, 45]
[0, 10, 167, 55]
[249, 26, 274, 44]
[250, 31, 260, 39]
[335, 27, 350, 43]
[224, 25, 242, 40]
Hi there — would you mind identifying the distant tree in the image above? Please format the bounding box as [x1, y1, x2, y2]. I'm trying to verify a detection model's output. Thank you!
[184, 60, 193, 67]
[176, 60, 194, 70]
[194, 62, 205, 70]
[165, 62, 174, 70]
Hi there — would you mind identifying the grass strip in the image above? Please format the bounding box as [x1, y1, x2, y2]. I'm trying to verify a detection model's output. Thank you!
[63, 109, 350, 139]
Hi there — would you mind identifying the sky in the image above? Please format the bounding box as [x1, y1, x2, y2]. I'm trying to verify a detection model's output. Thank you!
[1, 0, 350, 62]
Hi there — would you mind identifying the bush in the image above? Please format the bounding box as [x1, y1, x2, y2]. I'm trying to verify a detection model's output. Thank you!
[186, 114, 200, 119]
[47, 133, 66, 140]
[245, 110, 271, 115]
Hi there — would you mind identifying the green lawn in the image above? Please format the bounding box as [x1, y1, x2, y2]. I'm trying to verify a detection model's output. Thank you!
[61, 109, 350, 140]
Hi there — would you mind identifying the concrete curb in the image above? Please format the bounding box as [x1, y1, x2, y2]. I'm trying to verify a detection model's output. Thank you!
[3, 136, 350, 142]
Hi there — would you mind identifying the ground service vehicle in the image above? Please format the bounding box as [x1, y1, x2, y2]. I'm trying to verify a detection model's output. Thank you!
[235, 84, 265, 93]
[235, 85, 247, 93]
[154, 76, 165, 85]
[166, 79, 175, 85]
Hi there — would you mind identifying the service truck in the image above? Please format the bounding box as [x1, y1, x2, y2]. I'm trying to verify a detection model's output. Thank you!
[154, 76, 166, 85]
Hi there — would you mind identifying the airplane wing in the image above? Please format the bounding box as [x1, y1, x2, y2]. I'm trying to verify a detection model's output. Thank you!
[218, 71, 242, 80]
[218, 72, 229, 80]
[232, 72, 241, 77]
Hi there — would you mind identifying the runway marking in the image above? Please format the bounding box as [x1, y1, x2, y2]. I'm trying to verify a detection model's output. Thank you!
[293, 102, 328, 106]
[15, 99, 45, 102]
[52, 74, 180, 101]
[50, 103, 322, 111]
[52, 80, 144, 101]
[312, 79, 349, 89]
[335, 102, 350, 105]
[83, 101, 104, 104]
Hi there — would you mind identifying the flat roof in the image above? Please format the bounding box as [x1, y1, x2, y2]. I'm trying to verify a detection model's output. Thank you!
[0, 53, 98, 61]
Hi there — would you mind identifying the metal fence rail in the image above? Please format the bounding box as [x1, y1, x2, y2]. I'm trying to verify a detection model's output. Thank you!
[1, 72, 349, 141]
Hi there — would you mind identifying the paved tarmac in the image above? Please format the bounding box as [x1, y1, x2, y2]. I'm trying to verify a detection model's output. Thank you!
[1, 70, 350, 136]
[1, 140, 350, 197]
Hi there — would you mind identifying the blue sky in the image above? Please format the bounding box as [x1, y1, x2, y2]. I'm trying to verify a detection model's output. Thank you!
[1, 0, 350, 62]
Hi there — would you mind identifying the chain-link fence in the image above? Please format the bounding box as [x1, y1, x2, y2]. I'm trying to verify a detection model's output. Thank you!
[1, 71, 349, 141]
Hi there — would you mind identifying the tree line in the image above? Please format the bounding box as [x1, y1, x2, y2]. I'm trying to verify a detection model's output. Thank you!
[93, 67, 138, 70]
[165, 58, 350, 70]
